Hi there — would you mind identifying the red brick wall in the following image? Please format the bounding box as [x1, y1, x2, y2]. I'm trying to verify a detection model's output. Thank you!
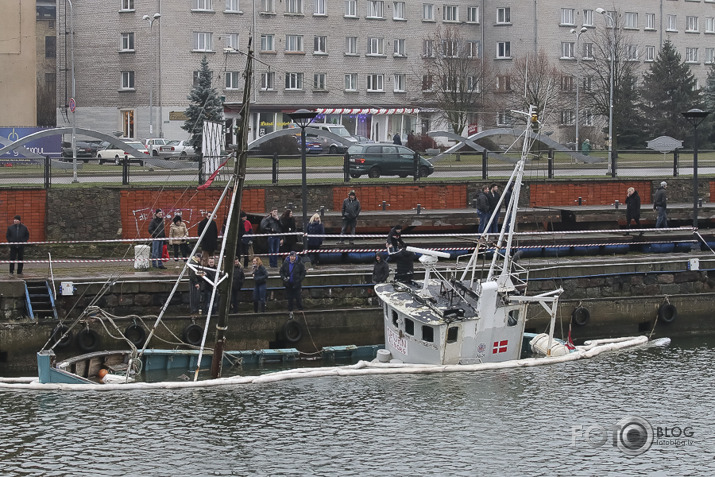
[119, 189, 265, 239]
[332, 184, 467, 211]
[529, 181, 652, 207]
[1, 190, 46, 242]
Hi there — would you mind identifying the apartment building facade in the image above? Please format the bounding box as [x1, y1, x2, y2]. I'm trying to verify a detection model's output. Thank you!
[54, 0, 714, 147]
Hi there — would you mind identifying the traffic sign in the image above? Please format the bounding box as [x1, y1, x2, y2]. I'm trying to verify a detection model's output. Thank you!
[69, 98, 76, 113]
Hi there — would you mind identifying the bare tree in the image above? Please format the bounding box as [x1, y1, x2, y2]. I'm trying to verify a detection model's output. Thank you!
[506, 49, 566, 127]
[418, 26, 491, 135]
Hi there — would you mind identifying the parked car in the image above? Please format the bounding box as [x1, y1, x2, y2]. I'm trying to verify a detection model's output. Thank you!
[293, 136, 323, 154]
[144, 138, 175, 156]
[97, 141, 149, 165]
[354, 135, 375, 144]
[346, 144, 434, 178]
[165, 140, 195, 157]
[61, 141, 96, 161]
[304, 123, 358, 154]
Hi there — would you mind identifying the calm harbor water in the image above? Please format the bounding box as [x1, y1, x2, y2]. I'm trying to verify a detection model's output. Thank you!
[1, 335, 714, 476]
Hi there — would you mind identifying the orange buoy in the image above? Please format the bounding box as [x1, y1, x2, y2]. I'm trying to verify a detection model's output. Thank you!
[98, 369, 108, 379]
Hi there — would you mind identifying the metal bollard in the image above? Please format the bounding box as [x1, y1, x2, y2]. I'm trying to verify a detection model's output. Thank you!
[380, 200, 390, 210]
[699, 198, 703, 208]
[576, 197, 582, 206]
[614, 200, 619, 209]
[287, 202, 294, 210]
[472, 198, 478, 209]
[319, 206, 325, 220]
[416, 203, 422, 214]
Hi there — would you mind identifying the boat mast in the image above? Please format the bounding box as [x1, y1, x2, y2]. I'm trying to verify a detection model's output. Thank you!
[209, 36, 254, 379]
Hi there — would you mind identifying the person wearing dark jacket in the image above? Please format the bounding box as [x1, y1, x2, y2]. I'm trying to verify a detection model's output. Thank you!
[280, 209, 297, 253]
[260, 208, 283, 268]
[625, 187, 641, 229]
[251, 256, 268, 312]
[306, 213, 324, 267]
[148, 209, 167, 269]
[372, 253, 390, 283]
[6, 215, 29, 275]
[487, 183, 501, 234]
[387, 224, 405, 253]
[231, 258, 245, 312]
[238, 211, 253, 267]
[280, 251, 307, 312]
[476, 185, 490, 233]
[654, 181, 668, 228]
[339, 190, 361, 244]
[392, 246, 415, 283]
[197, 213, 219, 266]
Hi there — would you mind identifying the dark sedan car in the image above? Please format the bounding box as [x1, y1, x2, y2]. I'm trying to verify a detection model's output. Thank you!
[347, 144, 434, 178]
[61, 141, 96, 161]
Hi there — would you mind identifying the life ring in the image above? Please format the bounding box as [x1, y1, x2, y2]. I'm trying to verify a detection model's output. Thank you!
[281, 320, 303, 343]
[124, 324, 147, 347]
[658, 303, 677, 323]
[572, 306, 590, 326]
[76, 329, 101, 353]
[50, 324, 73, 349]
[182, 323, 203, 346]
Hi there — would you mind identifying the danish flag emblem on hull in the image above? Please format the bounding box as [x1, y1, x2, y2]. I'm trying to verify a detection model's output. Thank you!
[492, 340, 508, 354]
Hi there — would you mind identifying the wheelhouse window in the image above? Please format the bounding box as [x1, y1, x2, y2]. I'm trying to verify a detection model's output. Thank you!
[447, 327, 459, 343]
[422, 326, 434, 343]
[405, 318, 415, 335]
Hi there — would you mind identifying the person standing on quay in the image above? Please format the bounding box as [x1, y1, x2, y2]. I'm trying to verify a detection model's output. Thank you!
[280, 251, 306, 313]
[169, 215, 190, 265]
[260, 208, 283, 268]
[231, 258, 245, 313]
[252, 256, 268, 313]
[488, 183, 501, 234]
[654, 181, 668, 228]
[372, 252, 390, 283]
[476, 185, 490, 234]
[198, 212, 218, 266]
[625, 187, 641, 229]
[339, 190, 361, 244]
[148, 209, 167, 269]
[280, 209, 297, 253]
[6, 215, 29, 275]
[305, 213, 324, 267]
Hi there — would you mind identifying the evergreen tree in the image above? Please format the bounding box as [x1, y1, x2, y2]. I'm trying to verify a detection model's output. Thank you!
[182, 56, 224, 154]
[640, 41, 699, 141]
[703, 63, 715, 146]
[615, 70, 646, 149]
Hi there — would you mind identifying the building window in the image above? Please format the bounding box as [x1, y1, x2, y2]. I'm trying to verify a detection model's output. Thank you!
[345, 73, 358, 91]
[583, 42, 593, 59]
[467, 75, 480, 92]
[314, 36, 327, 54]
[496, 41, 511, 59]
[496, 111, 509, 126]
[43, 36, 56, 58]
[495, 75, 511, 92]
[121, 71, 135, 90]
[393, 1, 405, 20]
[423, 39, 434, 57]
[561, 42, 574, 59]
[582, 76, 592, 92]
[561, 8, 574, 26]
[442, 39, 458, 57]
[583, 9, 594, 27]
[314, 73, 327, 90]
[225, 71, 240, 89]
[285, 72, 304, 90]
[193, 32, 213, 51]
[645, 45, 656, 62]
[367, 0, 384, 18]
[422, 75, 433, 91]
[394, 39, 406, 57]
[314, 0, 326, 15]
[193, 0, 214, 11]
[367, 74, 385, 93]
[705, 48, 715, 64]
[120, 0, 135, 11]
[122, 110, 135, 138]
[706, 18, 715, 33]
[686, 16, 699, 32]
[467, 6, 479, 23]
[560, 110, 575, 125]
[561, 75, 574, 92]
[346, 37, 358, 55]
[496, 7, 510, 24]
[667, 15, 677, 31]
[423, 3, 434, 21]
[443, 5, 459, 22]
[345, 0, 357, 17]
[225, 33, 239, 50]
[646, 13, 656, 30]
[286, 35, 304, 52]
[686, 47, 698, 63]
[120, 33, 134, 52]
[260, 71, 275, 90]
[468, 40, 480, 58]
[260, 34, 274, 51]
[394, 74, 406, 92]
[626, 45, 638, 61]
[226, 0, 240, 12]
[286, 0, 302, 14]
[260, 0, 275, 13]
[367, 37, 384, 55]
[624, 12, 638, 29]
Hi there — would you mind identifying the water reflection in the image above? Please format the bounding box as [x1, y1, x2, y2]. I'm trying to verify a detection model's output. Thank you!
[0, 336, 713, 475]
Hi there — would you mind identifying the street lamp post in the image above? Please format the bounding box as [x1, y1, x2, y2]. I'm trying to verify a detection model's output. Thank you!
[66, 0, 77, 183]
[570, 26, 587, 152]
[287, 109, 318, 232]
[143, 13, 161, 137]
[596, 8, 615, 176]
[681, 108, 711, 228]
